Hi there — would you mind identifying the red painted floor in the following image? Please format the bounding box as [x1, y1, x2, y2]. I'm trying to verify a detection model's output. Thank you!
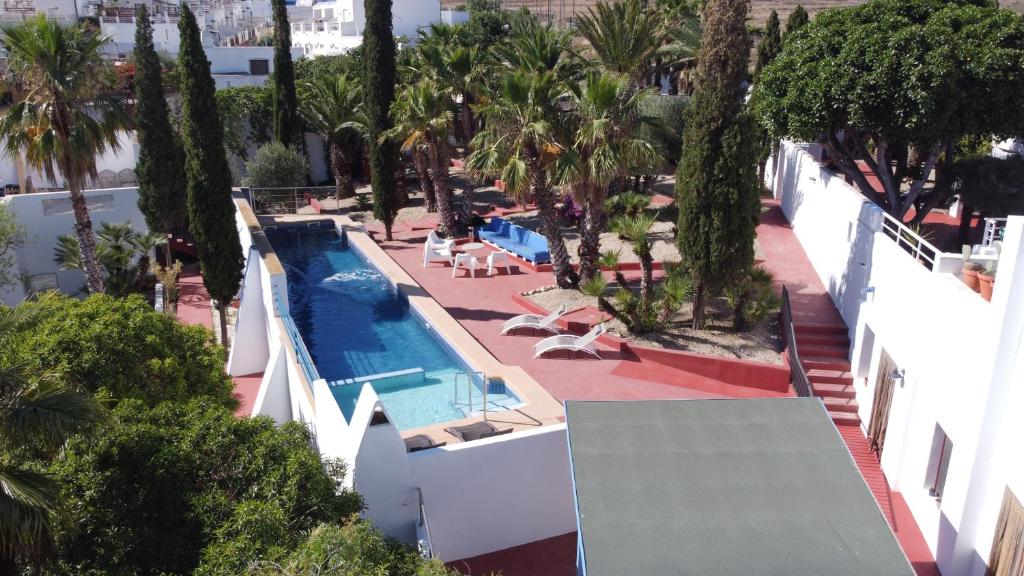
[448, 532, 577, 576]
[177, 267, 214, 330]
[176, 268, 264, 418]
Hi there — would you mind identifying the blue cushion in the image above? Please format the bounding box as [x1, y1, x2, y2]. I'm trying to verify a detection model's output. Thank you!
[482, 217, 504, 233]
[525, 231, 548, 252]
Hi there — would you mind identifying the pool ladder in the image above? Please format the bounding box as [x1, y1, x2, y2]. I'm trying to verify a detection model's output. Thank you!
[453, 371, 489, 420]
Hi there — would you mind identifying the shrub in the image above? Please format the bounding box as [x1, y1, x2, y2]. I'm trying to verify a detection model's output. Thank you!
[13, 293, 234, 406]
[242, 142, 310, 188]
[724, 265, 781, 330]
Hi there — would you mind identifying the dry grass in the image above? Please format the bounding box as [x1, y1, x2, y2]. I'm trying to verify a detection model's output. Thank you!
[441, 0, 1024, 28]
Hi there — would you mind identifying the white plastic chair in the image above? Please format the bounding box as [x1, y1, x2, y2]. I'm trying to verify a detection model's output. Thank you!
[423, 231, 456, 267]
[487, 250, 512, 275]
[452, 253, 479, 278]
[534, 323, 606, 359]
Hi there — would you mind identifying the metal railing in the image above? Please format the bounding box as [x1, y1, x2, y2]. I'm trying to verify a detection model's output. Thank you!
[453, 371, 489, 419]
[249, 186, 337, 215]
[273, 291, 321, 385]
[781, 286, 811, 398]
[879, 211, 942, 271]
[983, 218, 1008, 246]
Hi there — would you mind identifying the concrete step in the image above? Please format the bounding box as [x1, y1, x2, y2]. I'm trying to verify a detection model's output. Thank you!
[806, 368, 854, 384]
[811, 381, 857, 399]
[830, 411, 862, 426]
[799, 344, 850, 359]
[801, 356, 852, 372]
[796, 332, 851, 348]
[793, 322, 848, 336]
[821, 395, 859, 413]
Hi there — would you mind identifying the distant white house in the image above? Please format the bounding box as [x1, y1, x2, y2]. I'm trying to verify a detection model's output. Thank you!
[289, 0, 462, 56]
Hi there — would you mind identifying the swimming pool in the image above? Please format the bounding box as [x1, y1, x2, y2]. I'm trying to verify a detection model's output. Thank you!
[268, 225, 522, 430]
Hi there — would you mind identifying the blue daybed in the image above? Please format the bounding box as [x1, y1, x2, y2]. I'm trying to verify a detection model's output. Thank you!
[478, 217, 551, 264]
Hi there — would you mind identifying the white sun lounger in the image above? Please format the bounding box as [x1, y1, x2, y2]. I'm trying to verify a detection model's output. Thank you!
[534, 323, 606, 359]
[500, 304, 567, 335]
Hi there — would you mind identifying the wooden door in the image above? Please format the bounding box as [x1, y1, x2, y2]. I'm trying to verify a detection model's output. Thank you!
[867, 349, 897, 457]
[988, 488, 1024, 576]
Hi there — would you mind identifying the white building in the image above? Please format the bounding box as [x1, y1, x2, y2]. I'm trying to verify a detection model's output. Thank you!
[289, 0, 448, 56]
[768, 142, 1024, 576]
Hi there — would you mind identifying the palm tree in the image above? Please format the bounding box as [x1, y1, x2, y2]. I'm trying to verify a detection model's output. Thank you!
[556, 72, 659, 283]
[468, 71, 579, 288]
[0, 16, 130, 294]
[0, 301, 104, 572]
[493, 16, 581, 79]
[388, 81, 457, 235]
[576, 0, 666, 87]
[298, 74, 367, 202]
[612, 213, 658, 304]
[410, 38, 490, 147]
[54, 222, 165, 296]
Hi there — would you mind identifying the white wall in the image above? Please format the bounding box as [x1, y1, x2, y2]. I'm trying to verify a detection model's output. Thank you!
[768, 143, 1024, 576]
[0, 131, 139, 192]
[0, 187, 147, 305]
[409, 425, 578, 562]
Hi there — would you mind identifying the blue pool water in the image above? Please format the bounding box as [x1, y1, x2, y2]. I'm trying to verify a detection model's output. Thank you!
[268, 226, 521, 430]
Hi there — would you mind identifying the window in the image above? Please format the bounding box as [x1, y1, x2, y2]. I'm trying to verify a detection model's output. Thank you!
[925, 425, 953, 501]
[249, 59, 269, 75]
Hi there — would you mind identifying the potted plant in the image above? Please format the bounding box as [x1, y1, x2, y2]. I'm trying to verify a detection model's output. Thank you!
[961, 245, 983, 292]
[979, 263, 996, 302]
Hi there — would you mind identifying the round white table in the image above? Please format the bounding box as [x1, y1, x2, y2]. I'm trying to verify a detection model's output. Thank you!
[460, 242, 485, 255]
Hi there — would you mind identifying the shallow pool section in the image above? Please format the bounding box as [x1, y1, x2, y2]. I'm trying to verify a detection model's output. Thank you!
[268, 225, 522, 430]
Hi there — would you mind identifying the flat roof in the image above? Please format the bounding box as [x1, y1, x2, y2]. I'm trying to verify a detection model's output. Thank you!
[565, 398, 916, 576]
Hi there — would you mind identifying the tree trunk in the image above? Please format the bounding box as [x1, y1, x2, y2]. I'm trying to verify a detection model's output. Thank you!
[692, 282, 706, 329]
[217, 301, 229, 355]
[330, 142, 355, 201]
[638, 247, 653, 306]
[413, 147, 436, 212]
[733, 292, 747, 330]
[528, 154, 578, 288]
[577, 198, 603, 283]
[427, 138, 456, 235]
[162, 240, 173, 268]
[68, 176, 106, 293]
[460, 98, 475, 147]
[394, 163, 410, 208]
[958, 203, 975, 246]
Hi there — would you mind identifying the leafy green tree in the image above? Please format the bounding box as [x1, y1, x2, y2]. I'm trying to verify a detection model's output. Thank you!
[555, 72, 659, 282]
[49, 399, 361, 575]
[0, 204, 28, 289]
[242, 142, 310, 188]
[0, 301, 104, 573]
[133, 5, 187, 266]
[271, 0, 301, 147]
[755, 0, 1024, 223]
[388, 81, 457, 235]
[364, 0, 399, 241]
[13, 293, 234, 406]
[0, 16, 130, 294]
[256, 521, 455, 576]
[493, 16, 579, 79]
[942, 156, 1024, 243]
[676, 0, 760, 329]
[785, 5, 809, 36]
[217, 86, 274, 160]
[468, 71, 579, 288]
[576, 0, 665, 87]
[411, 41, 489, 145]
[299, 74, 367, 200]
[54, 221, 165, 296]
[178, 4, 244, 347]
[295, 49, 365, 85]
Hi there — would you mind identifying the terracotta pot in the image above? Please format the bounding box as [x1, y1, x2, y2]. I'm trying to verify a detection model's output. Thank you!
[979, 273, 995, 302]
[962, 266, 981, 292]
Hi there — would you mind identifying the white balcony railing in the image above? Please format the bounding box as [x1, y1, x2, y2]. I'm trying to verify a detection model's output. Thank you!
[984, 218, 1008, 246]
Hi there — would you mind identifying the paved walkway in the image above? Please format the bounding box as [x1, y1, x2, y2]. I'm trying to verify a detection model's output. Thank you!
[176, 267, 263, 415]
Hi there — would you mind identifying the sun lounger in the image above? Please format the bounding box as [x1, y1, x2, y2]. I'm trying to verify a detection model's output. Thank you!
[404, 434, 446, 453]
[500, 304, 567, 335]
[445, 421, 513, 442]
[533, 323, 606, 359]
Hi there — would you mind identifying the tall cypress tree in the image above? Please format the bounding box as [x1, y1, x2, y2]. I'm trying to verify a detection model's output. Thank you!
[675, 0, 760, 329]
[364, 0, 398, 241]
[133, 5, 186, 266]
[271, 0, 300, 147]
[785, 5, 809, 36]
[178, 5, 243, 347]
[754, 10, 781, 81]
